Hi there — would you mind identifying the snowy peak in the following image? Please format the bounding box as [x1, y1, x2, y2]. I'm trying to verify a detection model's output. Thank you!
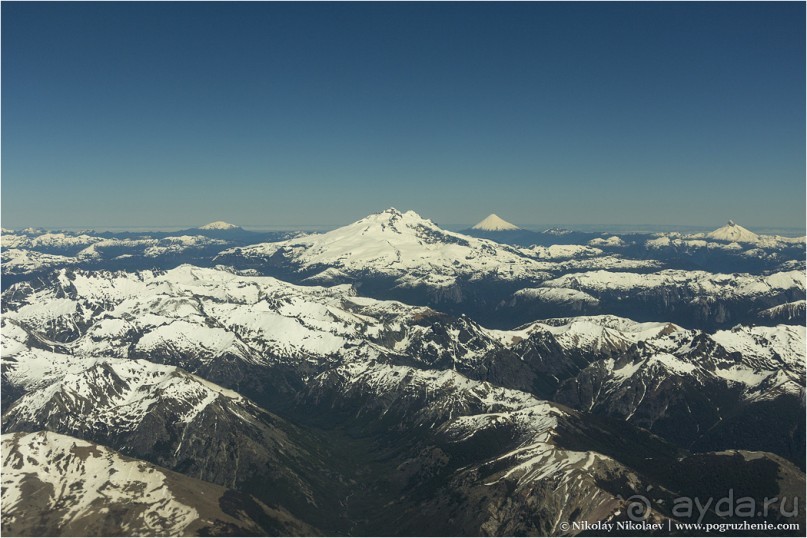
[706, 220, 759, 243]
[199, 221, 240, 230]
[216, 209, 551, 288]
[329, 208, 455, 245]
[472, 214, 520, 231]
[354, 207, 440, 232]
[373, 207, 413, 218]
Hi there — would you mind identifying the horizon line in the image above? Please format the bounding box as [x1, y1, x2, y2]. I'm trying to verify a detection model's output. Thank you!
[3, 222, 806, 237]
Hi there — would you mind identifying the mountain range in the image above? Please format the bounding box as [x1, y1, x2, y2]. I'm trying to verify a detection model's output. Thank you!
[1, 209, 805, 536]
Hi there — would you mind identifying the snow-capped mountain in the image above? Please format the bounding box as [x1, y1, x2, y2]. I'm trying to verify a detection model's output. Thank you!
[512, 286, 600, 311]
[1, 235, 226, 275]
[652, 223, 805, 249]
[471, 213, 520, 231]
[217, 208, 553, 291]
[1, 431, 314, 536]
[640, 230, 805, 276]
[0, 226, 298, 288]
[542, 268, 804, 297]
[645, 220, 806, 249]
[645, 235, 744, 251]
[215, 208, 771, 327]
[199, 221, 241, 230]
[463, 214, 552, 245]
[1, 249, 80, 276]
[706, 220, 760, 243]
[589, 235, 627, 247]
[76, 235, 230, 260]
[503, 268, 806, 329]
[1, 232, 102, 252]
[180, 221, 281, 242]
[520, 244, 603, 260]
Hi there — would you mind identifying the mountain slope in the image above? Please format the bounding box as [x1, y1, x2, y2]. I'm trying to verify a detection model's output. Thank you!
[1, 333, 352, 530]
[1, 431, 315, 536]
[553, 324, 805, 462]
[757, 300, 806, 323]
[303, 360, 805, 534]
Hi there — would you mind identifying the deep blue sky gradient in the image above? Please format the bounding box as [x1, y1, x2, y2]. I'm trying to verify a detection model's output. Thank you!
[2, 2, 805, 230]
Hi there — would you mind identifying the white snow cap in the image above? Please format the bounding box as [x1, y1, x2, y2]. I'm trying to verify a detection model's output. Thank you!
[706, 220, 759, 243]
[199, 221, 240, 230]
[472, 214, 520, 231]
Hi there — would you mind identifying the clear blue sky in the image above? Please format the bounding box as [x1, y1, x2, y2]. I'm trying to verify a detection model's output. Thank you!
[2, 2, 805, 230]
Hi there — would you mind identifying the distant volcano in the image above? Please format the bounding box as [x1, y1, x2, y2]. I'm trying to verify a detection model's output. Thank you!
[706, 220, 759, 243]
[199, 221, 241, 230]
[471, 214, 520, 231]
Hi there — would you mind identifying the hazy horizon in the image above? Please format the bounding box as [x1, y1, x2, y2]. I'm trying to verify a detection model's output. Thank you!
[4, 211, 805, 237]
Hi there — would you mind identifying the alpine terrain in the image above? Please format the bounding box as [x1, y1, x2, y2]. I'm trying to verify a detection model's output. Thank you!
[1, 209, 805, 536]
